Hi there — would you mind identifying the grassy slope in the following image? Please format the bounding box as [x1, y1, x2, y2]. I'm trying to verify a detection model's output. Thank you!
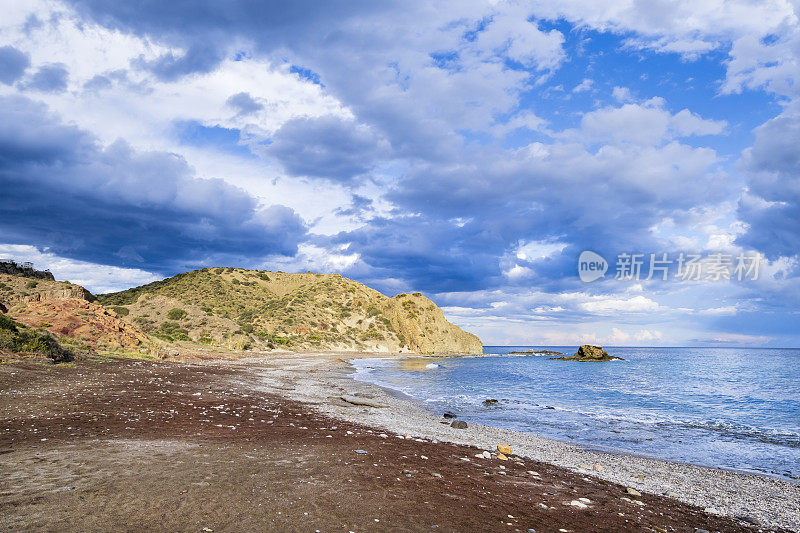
[97, 268, 481, 354]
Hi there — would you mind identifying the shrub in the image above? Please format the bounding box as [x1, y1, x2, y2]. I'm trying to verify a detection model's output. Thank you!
[366, 306, 381, 317]
[26, 280, 38, 289]
[259, 273, 270, 281]
[112, 306, 130, 316]
[166, 308, 187, 320]
[255, 331, 291, 345]
[39, 322, 52, 328]
[0, 314, 19, 331]
[201, 306, 213, 316]
[0, 315, 73, 363]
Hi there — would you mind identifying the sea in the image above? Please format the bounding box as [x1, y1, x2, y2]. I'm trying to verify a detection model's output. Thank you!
[352, 346, 800, 480]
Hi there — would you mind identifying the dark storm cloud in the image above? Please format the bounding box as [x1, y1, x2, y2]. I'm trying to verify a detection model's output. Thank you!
[0, 95, 307, 273]
[0, 46, 30, 84]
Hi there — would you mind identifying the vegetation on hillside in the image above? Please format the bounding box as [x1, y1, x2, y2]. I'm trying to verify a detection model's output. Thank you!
[97, 268, 482, 354]
[0, 314, 73, 363]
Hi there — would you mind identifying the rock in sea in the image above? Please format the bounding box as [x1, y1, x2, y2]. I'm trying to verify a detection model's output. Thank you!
[553, 344, 624, 361]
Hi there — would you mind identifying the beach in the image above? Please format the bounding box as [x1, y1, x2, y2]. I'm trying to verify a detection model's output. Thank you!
[1, 351, 798, 532]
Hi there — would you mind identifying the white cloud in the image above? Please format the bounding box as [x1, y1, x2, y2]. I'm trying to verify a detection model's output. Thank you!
[0, 244, 161, 294]
[572, 78, 593, 93]
[580, 295, 660, 314]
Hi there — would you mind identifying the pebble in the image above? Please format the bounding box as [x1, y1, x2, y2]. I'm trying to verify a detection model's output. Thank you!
[625, 487, 642, 497]
[450, 420, 468, 429]
[578, 498, 591, 504]
[355, 449, 367, 454]
[497, 443, 512, 455]
[496, 453, 508, 461]
[431, 473, 442, 478]
[569, 500, 588, 509]
[537, 503, 548, 510]
[704, 507, 721, 516]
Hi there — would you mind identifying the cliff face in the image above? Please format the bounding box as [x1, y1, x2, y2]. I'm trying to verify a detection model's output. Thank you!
[382, 293, 482, 354]
[0, 274, 94, 308]
[98, 268, 483, 354]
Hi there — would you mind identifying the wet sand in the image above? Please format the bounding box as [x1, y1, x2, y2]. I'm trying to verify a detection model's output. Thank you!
[0, 352, 796, 532]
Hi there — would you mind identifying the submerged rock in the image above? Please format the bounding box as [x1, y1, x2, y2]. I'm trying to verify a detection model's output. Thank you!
[553, 345, 624, 362]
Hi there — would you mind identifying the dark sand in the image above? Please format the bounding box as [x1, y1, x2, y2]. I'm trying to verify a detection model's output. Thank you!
[0, 357, 771, 532]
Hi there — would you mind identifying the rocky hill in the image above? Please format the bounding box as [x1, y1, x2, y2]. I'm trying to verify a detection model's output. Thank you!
[97, 268, 482, 354]
[0, 273, 149, 353]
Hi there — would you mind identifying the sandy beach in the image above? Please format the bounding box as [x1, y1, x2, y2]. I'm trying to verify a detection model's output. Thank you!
[1, 351, 798, 532]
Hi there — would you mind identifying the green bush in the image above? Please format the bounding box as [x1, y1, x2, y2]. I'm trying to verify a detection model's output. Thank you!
[259, 273, 270, 281]
[112, 306, 130, 316]
[366, 306, 381, 317]
[26, 280, 38, 289]
[166, 308, 187, 320]
[0, 314, 19, 332]
[0, 315, 73, 363]
[255, 331, 291, 345]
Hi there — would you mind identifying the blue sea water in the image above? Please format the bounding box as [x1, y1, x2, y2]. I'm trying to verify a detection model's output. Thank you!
[352, 346, 800, 480]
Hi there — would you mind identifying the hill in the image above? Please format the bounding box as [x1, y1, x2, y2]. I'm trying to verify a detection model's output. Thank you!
[0, 273, 149, 353]
[97, 268, 482, 354]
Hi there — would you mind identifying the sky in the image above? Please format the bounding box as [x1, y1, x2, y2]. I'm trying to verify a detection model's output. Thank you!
[1, 0, 799, 347]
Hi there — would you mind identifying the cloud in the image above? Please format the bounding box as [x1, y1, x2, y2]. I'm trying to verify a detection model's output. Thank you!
[580, 295, 660, 314]
[572, 78, 593, 93]
[0, 45, 30, 84]
[132, 43, 226, 82]
[0, 243, 161, 294]
[566, 99, 727, 145]
[21, 62, 69, 92]
[0, 94, 307, 273]
[266, 115, 388, 182]
[226, 91, 263, 116]
[737, 112, 800, 260]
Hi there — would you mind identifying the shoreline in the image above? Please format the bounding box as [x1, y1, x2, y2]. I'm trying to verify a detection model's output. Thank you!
[350, 355, 799, 485]
[240, 352, 799, 531]
[1, 350, 797, 531]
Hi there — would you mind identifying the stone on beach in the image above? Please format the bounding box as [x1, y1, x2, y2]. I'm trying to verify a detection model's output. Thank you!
[497, 443, 512, 455]
[625, 487, 642, 497]
[450, 420, 468, 429]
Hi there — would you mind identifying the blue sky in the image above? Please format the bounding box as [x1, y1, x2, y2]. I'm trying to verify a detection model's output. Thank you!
[1, 0, 799, 346]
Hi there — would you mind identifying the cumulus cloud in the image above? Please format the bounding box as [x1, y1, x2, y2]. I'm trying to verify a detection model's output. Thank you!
[266, 115, 389, 182]
[0, 45, 29, 84]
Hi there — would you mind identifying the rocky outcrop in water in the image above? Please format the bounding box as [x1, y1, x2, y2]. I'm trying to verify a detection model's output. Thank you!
[554, 345, 623, 362]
